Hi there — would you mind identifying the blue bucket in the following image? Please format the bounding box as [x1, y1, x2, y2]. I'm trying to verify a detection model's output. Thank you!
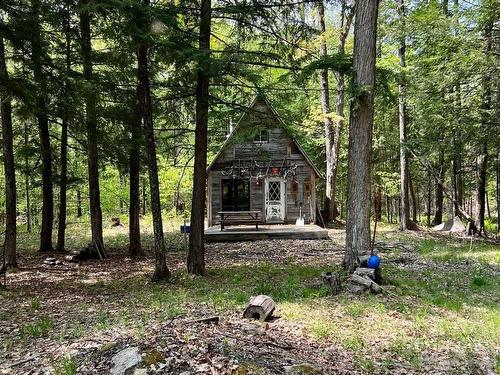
[367, 255, 380, 269]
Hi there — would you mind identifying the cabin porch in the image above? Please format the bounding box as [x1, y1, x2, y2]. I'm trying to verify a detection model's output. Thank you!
[204, 224, 328, 242]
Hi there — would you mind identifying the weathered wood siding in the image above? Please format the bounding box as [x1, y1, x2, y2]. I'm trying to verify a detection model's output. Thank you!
[208, 97, 319, 226]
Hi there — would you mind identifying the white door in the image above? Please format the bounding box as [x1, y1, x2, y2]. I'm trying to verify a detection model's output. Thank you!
[265, 177, 285, 222]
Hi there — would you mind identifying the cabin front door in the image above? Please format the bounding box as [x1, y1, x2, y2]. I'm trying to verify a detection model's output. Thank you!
[265, 177, 285, 222]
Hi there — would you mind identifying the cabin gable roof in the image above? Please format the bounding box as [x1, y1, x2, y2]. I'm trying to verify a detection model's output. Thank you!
[208, 95, 322, 177]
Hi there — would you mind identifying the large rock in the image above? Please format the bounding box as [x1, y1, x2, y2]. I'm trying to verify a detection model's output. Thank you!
[432, 216, 465, 233]
[111, 347, 141, 375]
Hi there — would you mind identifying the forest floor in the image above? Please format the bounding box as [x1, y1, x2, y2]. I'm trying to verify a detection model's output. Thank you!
[0, 222, 499, 375]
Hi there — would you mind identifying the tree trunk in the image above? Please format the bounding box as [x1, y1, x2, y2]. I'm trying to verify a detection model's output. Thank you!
[442, 0, 449, 15]
[397, 0, 410, 231]
[416, 184, 421, 223]
[320, 0, 354, 222]
[475, 152, 488, 235]
[316, 0, 335, 222]
[496, 151, 499, 233]
[427, 169, 432, 227]
[332, 2, 354, 223]
[77, 189, 82, 217]
[56, 2, 71, 253]
[23, 123, 32, 233]
[141, 176, 147, 215]
[486, 189, 491, 220]
[56, 98, 68, 253]
[410, 148, 475, 224]
[452, 85, 463, 216]
[32, 0, 54, 252]
[475, 18, 493, 236]
[188, 0, 211, 276]
[385, 194, 390, 223]
[80, 0, 104, 253]
[344, 0, 379, 273]
[452, 155, 463, 216]
[137, 0, 169, 280]
[129, 87, 142, 257]
[409, 174, 417, 223]
[0, 31, 17, 267]
[432, 147, 445, 226]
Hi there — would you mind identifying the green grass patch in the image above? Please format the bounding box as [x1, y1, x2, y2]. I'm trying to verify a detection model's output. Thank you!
[417, 239, 500, 265]
[387, 336, 422, 369]
[53, 355, 77, 375]
[30, 298, 41, 311]
[344, 302, 366, 318]
[20, 315, 53, 338]
[471, 275, 488, 288]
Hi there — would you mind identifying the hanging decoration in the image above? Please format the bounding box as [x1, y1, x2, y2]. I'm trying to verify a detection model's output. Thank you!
[220, 158, 298, 181]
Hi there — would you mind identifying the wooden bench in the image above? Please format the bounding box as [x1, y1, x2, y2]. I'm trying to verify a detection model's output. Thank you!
[218, 211, 262, 231]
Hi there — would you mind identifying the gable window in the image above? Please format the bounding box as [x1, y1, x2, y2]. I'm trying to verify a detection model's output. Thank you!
[290, 141, 301, 155]
[253, 128, 269, 143]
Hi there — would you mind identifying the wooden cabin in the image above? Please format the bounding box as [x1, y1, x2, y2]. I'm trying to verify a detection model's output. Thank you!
[207, 95, 322, 227]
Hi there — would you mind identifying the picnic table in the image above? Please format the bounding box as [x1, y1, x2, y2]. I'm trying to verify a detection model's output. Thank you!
[218, 211, 262, 231]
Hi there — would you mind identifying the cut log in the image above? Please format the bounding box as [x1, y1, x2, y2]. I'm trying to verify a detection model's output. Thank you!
[346, 284, 365, 294]
[321, 272, 342, 295]
[369, 281, 382, 293]
[353, 267, 375, 280]
[351, 274, 382, 294]
[243, 295, 276, 321]
[351, 274, 372, 288]
[357, 255, 370, 267]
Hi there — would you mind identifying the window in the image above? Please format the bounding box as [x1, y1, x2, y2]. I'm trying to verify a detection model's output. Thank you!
[221, 179, 250, 211]
[253, 128, 269, 143]
[290, 142, 301, 155]
[267, 181, 281, 201]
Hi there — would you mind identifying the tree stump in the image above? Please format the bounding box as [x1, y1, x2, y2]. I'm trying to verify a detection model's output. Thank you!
[243, 295, 276, 321]
[321, 272, 342, 295]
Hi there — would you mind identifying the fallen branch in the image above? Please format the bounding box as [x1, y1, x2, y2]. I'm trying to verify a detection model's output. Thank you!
[10, 353, 41, 367]
[188, 316, 220, 325]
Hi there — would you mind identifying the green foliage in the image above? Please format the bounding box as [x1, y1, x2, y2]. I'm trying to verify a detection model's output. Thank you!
[299, 53, 352, 78]
[30, 298, 41, 312]
[20, 315, 53, 338]
[53, 355, 77, 375]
